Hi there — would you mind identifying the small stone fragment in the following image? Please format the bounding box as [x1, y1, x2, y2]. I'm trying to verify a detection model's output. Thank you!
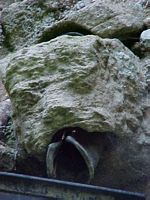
[140, 29, 150, 49]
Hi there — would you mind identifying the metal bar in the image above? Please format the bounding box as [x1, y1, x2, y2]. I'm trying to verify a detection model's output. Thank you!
[0, 172, 145, 200]
[0, 191, 52, 200]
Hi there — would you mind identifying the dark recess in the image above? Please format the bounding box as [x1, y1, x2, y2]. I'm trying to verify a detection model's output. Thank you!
[1, 23, 14, 52]
[51, 126, 118, 152]
[49, 127, 118, 183]
[38, 21, 92, 43]
[54, 142, 89, 183]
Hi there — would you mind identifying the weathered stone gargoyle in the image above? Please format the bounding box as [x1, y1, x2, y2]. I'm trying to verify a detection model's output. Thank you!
[0, 0, 149, 194]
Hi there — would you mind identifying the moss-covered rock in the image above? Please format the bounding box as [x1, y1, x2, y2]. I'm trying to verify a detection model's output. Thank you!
[1, 0, 145, 50]
[0, 35, 146, 159]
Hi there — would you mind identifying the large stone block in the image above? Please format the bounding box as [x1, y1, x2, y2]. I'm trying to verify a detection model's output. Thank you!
[0, 35, 145, 156]
[0, 35, 149, 191]
[1, 0, 145, 50]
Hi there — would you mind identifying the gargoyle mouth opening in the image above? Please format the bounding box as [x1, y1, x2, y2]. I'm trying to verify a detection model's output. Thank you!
[46, 127, 116, 183]
[54, 141, 89, 183]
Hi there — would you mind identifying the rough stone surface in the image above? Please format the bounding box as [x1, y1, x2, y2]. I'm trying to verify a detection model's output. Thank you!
[0, 80, 13, 145]
[0, 35, 145, 157]
[0, 141, 16, 171]
[0, 0, 22, 8]
[0, 35, 149, 191]
[1, 0, 145, 51]
[0, 80, 8, 101]
[0, 0, 149, 194]
[0, 99, 11, 128]
[0, 80, 16, 168]
[140, 54, 150, 147]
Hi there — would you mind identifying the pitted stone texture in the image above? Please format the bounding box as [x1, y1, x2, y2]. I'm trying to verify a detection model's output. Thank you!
[0, 35, 146, 159]
[0, 80, 8, 101]
[139, 56, 150, 147]
[1, 0, 144, 50]
[0, 141, 16, 171]
[67, 0, 144, 39]
[0, 0, 22, 8]
[0, 99, 11, 127]
[0, 81, 11, 143]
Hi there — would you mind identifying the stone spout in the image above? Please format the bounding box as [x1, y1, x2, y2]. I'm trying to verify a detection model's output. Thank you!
[46, 131, 103, 183]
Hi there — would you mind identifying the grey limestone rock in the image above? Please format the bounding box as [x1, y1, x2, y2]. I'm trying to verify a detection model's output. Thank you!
[0, 0, 22, 8]
[0, 35, 145, 157]
[1, 0, 145, 51]
[0, 0, 149, 193]
[140, 29, 150, 49]
[0, 34, 149, 191]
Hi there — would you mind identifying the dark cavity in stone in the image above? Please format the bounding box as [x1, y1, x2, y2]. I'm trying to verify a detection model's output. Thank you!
[47, 127, 118, 183]
[38, 21, 92, 43]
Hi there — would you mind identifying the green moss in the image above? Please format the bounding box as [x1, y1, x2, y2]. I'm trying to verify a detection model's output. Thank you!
[43, 106, 76, 130]
[44, 58, 58, 72]
[68, 77, 93, 94]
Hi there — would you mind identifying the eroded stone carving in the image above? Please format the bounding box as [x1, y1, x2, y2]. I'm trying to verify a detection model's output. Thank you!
[0, 34, 149, 192]
[0, 0, 149, 194]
